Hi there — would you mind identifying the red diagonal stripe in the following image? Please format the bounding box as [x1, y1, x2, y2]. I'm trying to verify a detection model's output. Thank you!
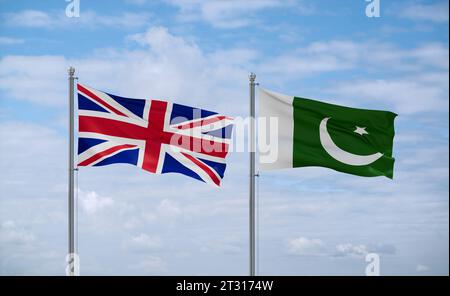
[175, 115, 231, 130]
[78, 84, 127, 117]
[78, 144, 136, 166]
[181, 152, 221, 186]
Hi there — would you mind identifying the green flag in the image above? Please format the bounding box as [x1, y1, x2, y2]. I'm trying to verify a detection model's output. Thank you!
[259, 88, 397, 178]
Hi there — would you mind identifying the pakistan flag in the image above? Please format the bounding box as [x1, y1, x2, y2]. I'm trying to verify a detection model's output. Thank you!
[259, 88, 397, 179]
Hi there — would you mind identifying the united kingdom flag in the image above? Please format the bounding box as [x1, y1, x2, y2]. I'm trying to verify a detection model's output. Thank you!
[77, 83, 233, 187]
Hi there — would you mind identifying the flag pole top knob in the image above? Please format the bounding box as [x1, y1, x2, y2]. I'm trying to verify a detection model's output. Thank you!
[249, 72, 256, 82]
[68, 67, 75, 77]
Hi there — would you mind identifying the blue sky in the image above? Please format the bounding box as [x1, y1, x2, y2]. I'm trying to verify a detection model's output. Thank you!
[0, 0, 448, 275]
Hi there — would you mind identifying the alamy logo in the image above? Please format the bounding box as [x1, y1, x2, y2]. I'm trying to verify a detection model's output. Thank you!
[365, 253, 380, 276]
[65, 0, 80, 18]
[66, 253, 80, 276]
[365, 0, 381, 18]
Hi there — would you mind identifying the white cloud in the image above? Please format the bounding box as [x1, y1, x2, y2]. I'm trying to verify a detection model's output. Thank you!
[3, 10, 151, 29]
[260, 52, 350, 76]
[258, 40, 449, 114]
[0, 122, 66, 196]
[1, 30, 447, 116]
[259, 40, 360, 76]
[400, 2, 449, 23]
[409, 43, 449, 69]
[0, 219, 65, 275]
[330, 72, 449, 114]
[82, 11, 151, 29]
[138, 198, 183, 224]
[0, 36, 25, 45]
[334, 243, 396, 257]
[0, 220, 35, 245]
[0, 26, 252, 113]
[0, 55, 69, 106]
[0, 219, 62, 275]
[5, 10, 52, 27]
[78, 190, 114, 215]
[128, 26, 201, 56]
[287, 238, 397, 258]
[259, 40, 449, 79]
[335, 243, 369, 257]
[287, 237, 326, 256]
[164, 0, 294, 28]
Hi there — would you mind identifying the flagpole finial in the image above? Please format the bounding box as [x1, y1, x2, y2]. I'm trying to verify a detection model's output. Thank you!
[68, 66, 75, 77]
[249, 72, 256, 82]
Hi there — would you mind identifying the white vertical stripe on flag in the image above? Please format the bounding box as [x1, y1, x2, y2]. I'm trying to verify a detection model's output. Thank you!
[258, 88, 294, 170]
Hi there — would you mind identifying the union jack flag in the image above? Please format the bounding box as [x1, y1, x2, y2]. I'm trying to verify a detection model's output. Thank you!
[77, 83, 233, 187]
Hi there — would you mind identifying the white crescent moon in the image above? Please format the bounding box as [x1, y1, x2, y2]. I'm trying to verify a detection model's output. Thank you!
[319, 117, 383, 166]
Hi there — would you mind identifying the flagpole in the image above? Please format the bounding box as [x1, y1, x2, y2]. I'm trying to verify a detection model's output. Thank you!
[249, 73, 256, 276]
[68, 66, 76, 276]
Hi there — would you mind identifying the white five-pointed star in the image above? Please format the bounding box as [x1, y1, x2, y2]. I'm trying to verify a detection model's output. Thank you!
[354, 126, 369, 136]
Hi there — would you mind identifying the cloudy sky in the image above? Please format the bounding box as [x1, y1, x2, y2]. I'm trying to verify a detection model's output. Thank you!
[0, 0, 448, 275]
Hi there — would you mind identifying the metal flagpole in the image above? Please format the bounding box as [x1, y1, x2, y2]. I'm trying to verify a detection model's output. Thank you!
[249, 73, 256, 276]
[68, 66, 76, 276]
